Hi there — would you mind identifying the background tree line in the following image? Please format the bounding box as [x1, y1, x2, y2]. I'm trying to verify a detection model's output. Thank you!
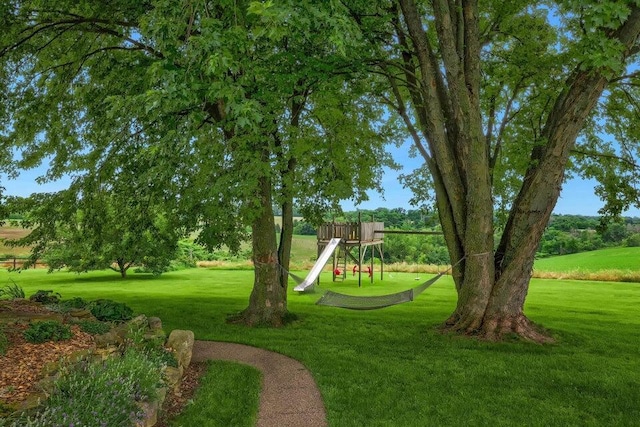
[288, 209, 640, 262]
[5, 200, 640, 273]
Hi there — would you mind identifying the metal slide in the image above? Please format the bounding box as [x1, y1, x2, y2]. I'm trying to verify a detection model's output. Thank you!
[294, 237, 342, 292]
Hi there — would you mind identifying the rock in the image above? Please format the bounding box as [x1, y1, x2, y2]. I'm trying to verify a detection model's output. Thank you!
[163, 365, 184, 394]
[40, 360, 61, 377]
[93, 346, 119, 361]
[36, 375, 57, 397]
[114, 322, 131, 341]
[148, 317, 162, 330]
[166, 330, 194, 369]
[94, 330, 123, 348]
[135, 399, 160, 427]
[20, 313, 65, 323]
[67, 348, 93, 364]
[129, 314, 149, 329]
[144, 329, 166, 343]
[65, 308, 94, 320]
[156, 386, 168, 407]
[16, 392, 46, 412]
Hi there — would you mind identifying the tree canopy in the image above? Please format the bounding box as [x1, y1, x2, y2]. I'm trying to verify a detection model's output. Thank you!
[2, 0, 640, 337]
[0, 0, 396, 325]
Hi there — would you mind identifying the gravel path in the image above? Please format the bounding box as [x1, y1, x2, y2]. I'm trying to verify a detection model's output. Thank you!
[191, 341, 327, 427]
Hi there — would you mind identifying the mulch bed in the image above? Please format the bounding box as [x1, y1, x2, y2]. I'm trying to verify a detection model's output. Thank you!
[0, 305, 94, 403]
[0, 299, 206, 424]
[155, 362, 208, 426]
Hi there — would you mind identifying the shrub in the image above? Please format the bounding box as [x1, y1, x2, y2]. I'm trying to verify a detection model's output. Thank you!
[4, 348, 161, 427]
[0, 281, 25, 300]
[23, 321, 72, 344]
[88, 299, 134, 322]
[46, 297, 90, 314]
[0, 327, 8, 356]
[147, 346, 179, 369]
[625, 233, 640, 247]
[60, 297, 88, 309]
[28, 290, 61, 304]
[78, 320, 111, 335]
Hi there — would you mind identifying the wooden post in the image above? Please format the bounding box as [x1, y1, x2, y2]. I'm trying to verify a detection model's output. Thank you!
[342, 243, 347, 280]
[358, 241, 362, 287]
[380, 243, 384, 280]
[370, 245, 374, 284]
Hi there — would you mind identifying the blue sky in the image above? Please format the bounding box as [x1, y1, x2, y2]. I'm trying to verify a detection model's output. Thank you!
[4, 140, 639, 218]
[341, 140, 640, 217]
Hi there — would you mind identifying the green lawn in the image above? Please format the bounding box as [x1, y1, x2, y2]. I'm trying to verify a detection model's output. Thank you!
[171, 361, 261, 427]
[1, 268, 639, 426]
[534, 246, 640, 272]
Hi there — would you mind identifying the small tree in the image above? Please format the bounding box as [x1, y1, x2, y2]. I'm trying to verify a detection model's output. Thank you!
[8, 182, 181, 278]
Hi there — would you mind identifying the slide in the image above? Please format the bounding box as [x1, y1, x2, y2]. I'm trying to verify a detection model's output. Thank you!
[294, 237, 342, 292]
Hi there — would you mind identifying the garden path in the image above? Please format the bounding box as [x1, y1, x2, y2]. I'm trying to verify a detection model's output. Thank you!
[192, 340, 327, 427]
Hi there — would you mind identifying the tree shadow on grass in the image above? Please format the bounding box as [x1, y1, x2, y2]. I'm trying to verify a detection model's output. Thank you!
[66, 273, 169, 284]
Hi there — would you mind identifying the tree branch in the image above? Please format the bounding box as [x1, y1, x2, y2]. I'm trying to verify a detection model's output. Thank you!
[571, 148, 640, 170]
[3, 17, 163, 60]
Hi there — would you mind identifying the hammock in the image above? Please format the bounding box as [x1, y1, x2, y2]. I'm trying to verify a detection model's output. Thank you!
[280, 264, 447, 310]
[314, 272, 445, 310]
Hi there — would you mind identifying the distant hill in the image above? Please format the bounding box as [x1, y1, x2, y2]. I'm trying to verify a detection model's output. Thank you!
[534, 247, 640, 273]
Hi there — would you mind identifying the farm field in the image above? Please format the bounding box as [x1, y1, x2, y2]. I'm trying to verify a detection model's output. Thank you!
[534, 246, 640, 272]
[0, 224, 30, 257]
[1, 267, 638, 426]
[273, 215, 304, 228]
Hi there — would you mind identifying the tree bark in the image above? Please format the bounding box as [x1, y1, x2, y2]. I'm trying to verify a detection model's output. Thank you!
[275, 92, 304, 289]
[235, 173, 288, 327]
[111, 259, 128, 278]
[278, 195, 295, 287]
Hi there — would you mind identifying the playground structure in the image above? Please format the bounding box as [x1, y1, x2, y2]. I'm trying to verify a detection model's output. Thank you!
[293, 218, 384, 291]
[291, 217, 453, 309]
[319, 220, 385, 287]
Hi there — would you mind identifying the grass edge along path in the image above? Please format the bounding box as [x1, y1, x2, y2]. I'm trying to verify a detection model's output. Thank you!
[1, 268, 639, 426]
[169, 360, 260, 427]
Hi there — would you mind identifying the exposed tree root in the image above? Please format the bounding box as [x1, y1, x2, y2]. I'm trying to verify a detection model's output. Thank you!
[441, 312, 554, 344]
[482, 314, 554, 344]
[443, 310, 483, 333]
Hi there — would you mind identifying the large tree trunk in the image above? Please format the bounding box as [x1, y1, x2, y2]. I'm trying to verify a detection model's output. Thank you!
[393, 0, 640, 342]
[236, 175, 288, 326]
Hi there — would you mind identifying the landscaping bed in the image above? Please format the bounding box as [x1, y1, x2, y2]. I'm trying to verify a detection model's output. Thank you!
[0, 294, 196, 426]
[0, 320, 93, 404]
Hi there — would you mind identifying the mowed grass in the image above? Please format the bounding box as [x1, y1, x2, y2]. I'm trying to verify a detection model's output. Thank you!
[1, 268, 639, 426]
[287, 234, 318, 267]
[171, 361, 261, 427]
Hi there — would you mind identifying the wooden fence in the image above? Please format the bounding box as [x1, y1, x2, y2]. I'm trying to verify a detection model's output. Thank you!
[0, 257, 44, 269]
